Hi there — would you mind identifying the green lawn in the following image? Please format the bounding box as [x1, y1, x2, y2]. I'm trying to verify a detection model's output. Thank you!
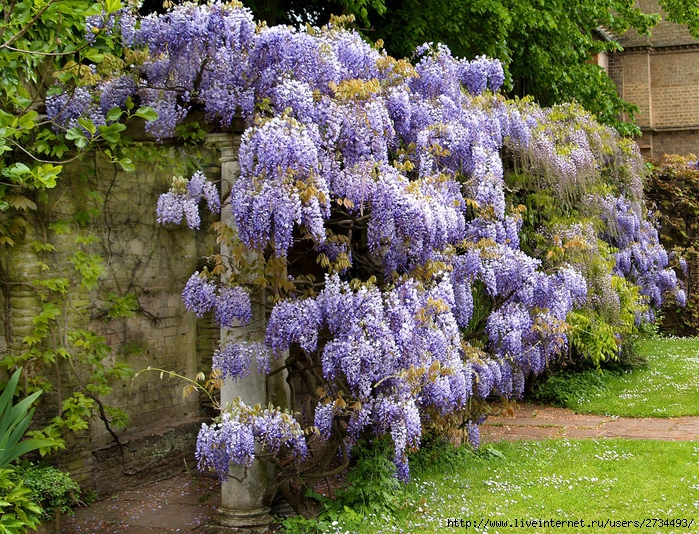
[347, 439, 699, 533]
[318, 339, 699, 534]
[569, 338, 699, 418]
[299, 339, 699, 534]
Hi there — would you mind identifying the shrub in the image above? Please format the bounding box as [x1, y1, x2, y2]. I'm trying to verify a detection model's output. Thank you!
[18, 465, 81, 521]
[645, 154, 699, 335]
[0, 466, 42, 534]
[530, 369, 610, 408]
[0, 368, 55, 469]
[282, 437, 407, 533]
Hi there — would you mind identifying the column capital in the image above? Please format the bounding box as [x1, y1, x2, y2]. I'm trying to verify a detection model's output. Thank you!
[206, 133, 240, 164]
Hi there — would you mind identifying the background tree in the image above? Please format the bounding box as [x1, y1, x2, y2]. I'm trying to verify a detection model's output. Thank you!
[368, 0, 658, 136]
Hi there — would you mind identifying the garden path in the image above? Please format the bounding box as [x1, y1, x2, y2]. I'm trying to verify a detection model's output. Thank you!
[59, 472, 219, 533]
[60, 403, 699, 533]
[482, 402, 699, 442]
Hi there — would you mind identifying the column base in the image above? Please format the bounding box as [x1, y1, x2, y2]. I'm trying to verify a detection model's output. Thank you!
[205, 506, 272, 533]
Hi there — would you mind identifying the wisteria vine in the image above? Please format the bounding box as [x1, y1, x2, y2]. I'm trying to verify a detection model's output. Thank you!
[52, 2, 684, 513]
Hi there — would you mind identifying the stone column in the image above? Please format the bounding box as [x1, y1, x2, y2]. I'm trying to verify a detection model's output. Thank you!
[206, 133, 272, 533]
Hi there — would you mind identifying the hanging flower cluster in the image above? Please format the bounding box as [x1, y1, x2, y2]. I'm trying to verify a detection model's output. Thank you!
[182, 271, 251, 326]
[156, 172, 220, 229]
[196, 398, 308, 477]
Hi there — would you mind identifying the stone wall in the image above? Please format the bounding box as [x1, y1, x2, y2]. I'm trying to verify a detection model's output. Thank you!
[608, 0, 699, 158]
[1, 144, 221, 496]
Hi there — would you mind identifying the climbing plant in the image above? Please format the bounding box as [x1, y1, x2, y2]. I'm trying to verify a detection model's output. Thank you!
[0, 0, 161, 452]
[47, 1, 683, 515]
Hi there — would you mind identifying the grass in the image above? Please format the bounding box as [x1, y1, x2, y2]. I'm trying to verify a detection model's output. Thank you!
[302, 339, 699, 534]
[336, 439, 699, 534]
[535, 337, 699, 418]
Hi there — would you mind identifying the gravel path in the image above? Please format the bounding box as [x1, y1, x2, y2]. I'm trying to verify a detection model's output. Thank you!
[59, 473, 219, 533]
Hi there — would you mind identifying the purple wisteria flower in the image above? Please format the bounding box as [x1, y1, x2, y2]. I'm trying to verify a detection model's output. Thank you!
[46, 87, 101, 132]
[196, 400, 308, 480]
[466, 420, 480, 449]
[313, 403, 335, 440]
[213, 341, 270, 380]
[156, 172, 219, 229]
[196, 412, 256, 474]
[215, 287, 252, 327]
[598, 195, 684, 312]
[182, 273, 251, 325]
[182, 272, 216, 317]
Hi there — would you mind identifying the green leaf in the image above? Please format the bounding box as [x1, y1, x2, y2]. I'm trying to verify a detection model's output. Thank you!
[2, 163, 31, 183]
[118, 157, 135, 172]
[0, 438, 55, 467]
[107, 293, 139, 318]
[97, 122, 126, 144]
[82, 47, 105, 63]
[74, 234, 99, 246]
[135, 106, 158, 122]
[66, 127, 87, 148]
[0, 368, 52, 468]
[29, 241, 57, 253]
[0, 369, 22, 427]
[49, 220, 72, 235]
[34, 303, 61, 324]
[34, 278, 71, 293]
[106, 0, 123, 13]
[5, 195, 37, 211]
[106, 107, 124, 122]
[68, 250, 105, 289]
[34, 164, 62, 188]
[17, 111, 38, 130]
[78, 118, 97, 136]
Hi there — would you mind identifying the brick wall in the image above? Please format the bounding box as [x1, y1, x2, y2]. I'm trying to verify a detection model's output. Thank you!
[0, 146, 221, 496]
[647, 49, 699, 129]
[650, 130, 699, 158]
[609, 0, 699, 157]
[609, 49, 653, 129]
